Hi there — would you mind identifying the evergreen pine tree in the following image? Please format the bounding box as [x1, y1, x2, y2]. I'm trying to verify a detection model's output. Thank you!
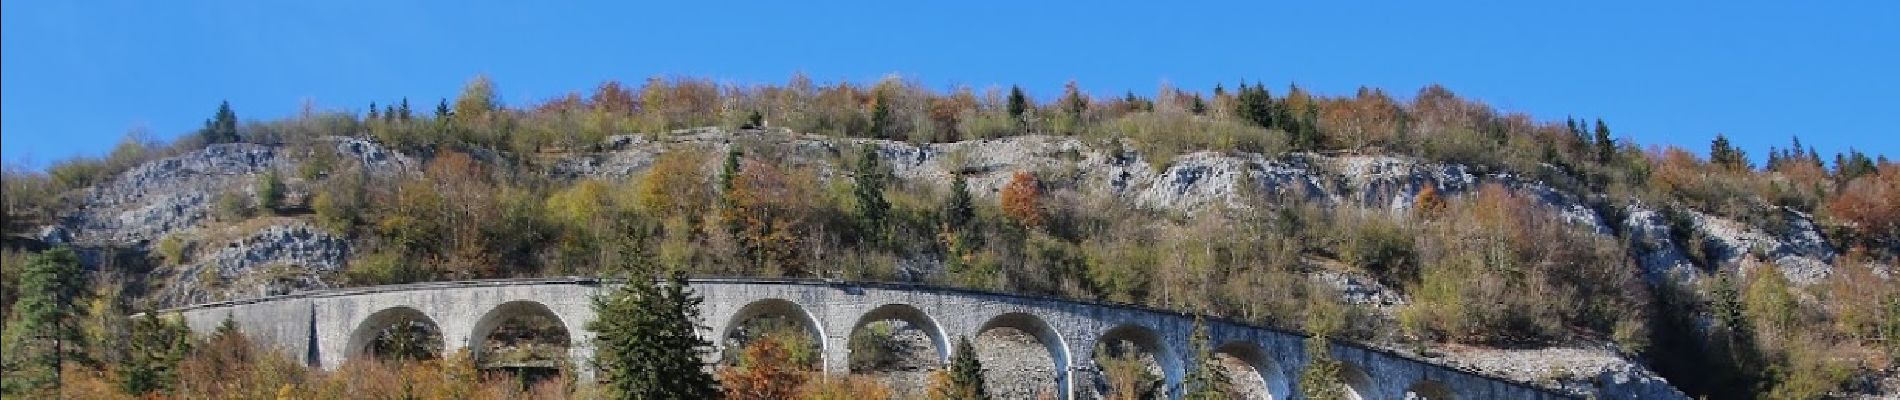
[435, 98, 453, 119]
[1298, 335, 1349, 400]
[383, 105, 397, 123]
[117, 315, 192, 397]
[398, 97, 413, 121]
[587, 238, 720, 399]
[1190, 94, 1207, 115]
[1, 247, 89, 396]
[720, 148, 743, 196]
[1593, 119, 1615, 164]
[1182, 315, 1231, 399]
[367, 102, 381, 121]
[200, 101, 241, 144]
[944, 175, 974, 232]
[1007, 85, 1029, 123]
[1710, 134, 1749, 171]
[943, 336, 990, 400]
[871, 90, 893, 139]
[853, 145, 891, 244]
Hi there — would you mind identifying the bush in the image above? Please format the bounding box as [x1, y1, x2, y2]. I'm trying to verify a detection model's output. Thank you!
[254, 171, 284, 212]
[155, 234, 192, 265]
[212, 189, 253, 221]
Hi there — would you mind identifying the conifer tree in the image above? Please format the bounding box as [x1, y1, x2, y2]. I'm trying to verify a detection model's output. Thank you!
[940, 336, 990, 400]
[587, 238, 719, 399]
[1, 247, 89, 396]
[199, 101, 241, 144]
[1710, 134, 1749, 171]
[397, 97, 413, 121]
[871, 90, 893, 139]
[1007, 85, 1029, 122]
[720, 148, 743, 196]
[1190, 94, 1207, 115]
[853, 145, 891, 243]
[1593, 119, 1615, 164]
[367, 102, 381, 121]
[1182, 315, 1231, 399]
[117, 315, 193, 397]
[943, 175, 974, 233]
[434, 98, 453, 119]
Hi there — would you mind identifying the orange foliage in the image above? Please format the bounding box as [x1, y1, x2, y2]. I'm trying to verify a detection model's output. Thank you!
[1413, 185, 1446, 218]
[591, 80, 637, 115]
[1319, 87, 1404, 151]
[1828, 164, 1900, 245]
[717, 336, 810, 400]
[1000, 171, 1043, 228]
[723, 159, 818, 276]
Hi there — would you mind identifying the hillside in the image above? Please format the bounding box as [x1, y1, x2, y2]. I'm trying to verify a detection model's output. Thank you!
[3, 76, 1897, 399]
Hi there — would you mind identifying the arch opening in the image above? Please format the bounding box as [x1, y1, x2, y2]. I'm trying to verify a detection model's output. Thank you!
[1405, 380, 1457, 400]
[470, 300, 572, 385]
[345, 307, 444, 363]
[720, 298, 825, 370]
[1210, 341, 1291, 400]
[846, 304, 947, 397]
[976, 312, 1069, 400]
[1339, 362, 1375, 400]
[1092, 324, 1178, 400]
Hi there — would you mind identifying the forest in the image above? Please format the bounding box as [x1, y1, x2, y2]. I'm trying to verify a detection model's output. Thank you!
[2, 73, 1897, 399]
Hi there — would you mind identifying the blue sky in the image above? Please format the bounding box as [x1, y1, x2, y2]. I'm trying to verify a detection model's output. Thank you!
[4, 1, 1896, 169]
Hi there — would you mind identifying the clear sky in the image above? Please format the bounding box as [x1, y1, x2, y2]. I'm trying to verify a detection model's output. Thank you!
[4, 1, 1896, 169]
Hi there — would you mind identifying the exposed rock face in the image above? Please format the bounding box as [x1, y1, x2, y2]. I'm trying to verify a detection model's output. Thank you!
[64, 143, 285, 245]
[162, 221, 350, 305]
[1689, 209, 1836, 285]
[1623, 204, 1704, 286]
[1435, 346, 1688, 400]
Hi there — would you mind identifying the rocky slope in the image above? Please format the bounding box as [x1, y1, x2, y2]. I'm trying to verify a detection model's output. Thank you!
[45, 128, 1853, 398]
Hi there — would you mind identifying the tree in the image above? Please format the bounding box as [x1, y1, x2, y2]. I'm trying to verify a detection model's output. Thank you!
[871, 90, 894, 139]
[1007, 85, 1029, 122]
[717, 335, 807, 400]
[943, 175, 976, 236]
[853, 145, 892, 243]
[1710, 134, 1749, 171]
[928, 336, 989, 400]
[1182, 316, 1231, 399]
[1593, 119, 1615, 164]
[999, 171, 1043, 228]
[434, 98, 453, 119]
[397, 98, 413, 121]
[117, 315, 193, 397]
[2, 247, 89, 396]
[1299, 297, 1350, 400]
[587, 239, 720, 399]
[452, 74, 499, 121]
[720, 148, 743, 196]
[1061, 80, 1088, 120]
[199, 101, 241, 144]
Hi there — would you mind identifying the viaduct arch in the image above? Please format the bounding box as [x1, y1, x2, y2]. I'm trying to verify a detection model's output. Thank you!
[163, 278, 1570, 399]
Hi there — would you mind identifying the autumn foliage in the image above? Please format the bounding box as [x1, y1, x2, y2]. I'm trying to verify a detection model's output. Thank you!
[717, 336, 809, 400]
[999, 171, 1043, 228]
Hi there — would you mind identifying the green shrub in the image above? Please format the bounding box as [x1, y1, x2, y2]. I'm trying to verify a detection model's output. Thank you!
[155, 234, 193, 265]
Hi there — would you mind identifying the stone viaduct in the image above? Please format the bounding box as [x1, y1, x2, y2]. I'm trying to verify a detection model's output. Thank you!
[161, 278, 1569, 399]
